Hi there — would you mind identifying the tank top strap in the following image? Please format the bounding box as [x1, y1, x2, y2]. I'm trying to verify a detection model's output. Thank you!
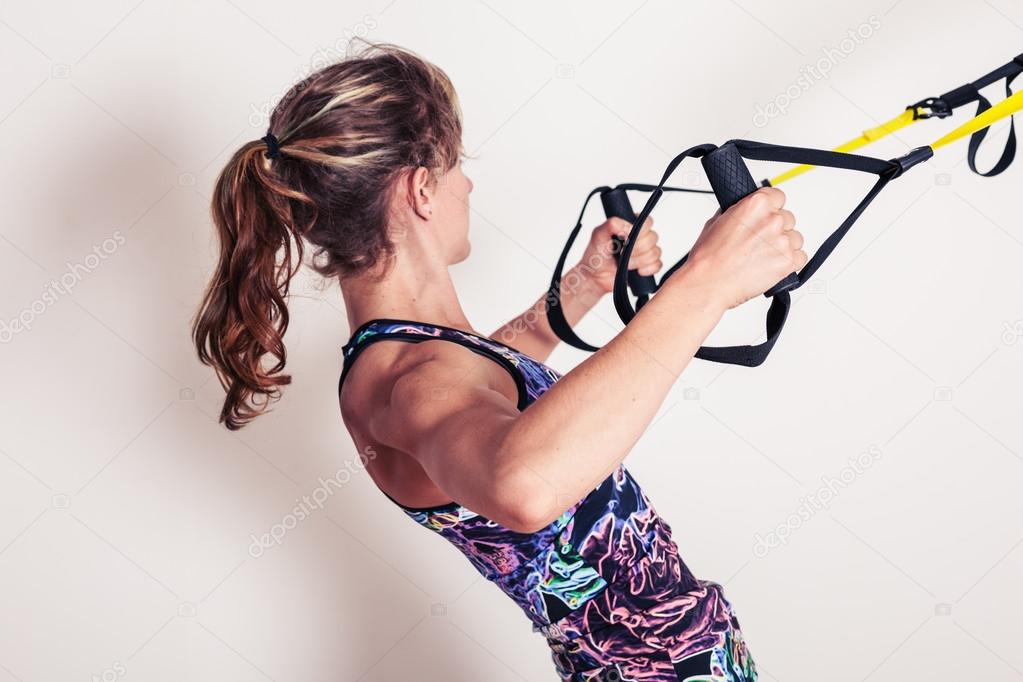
[339, 318, 562, 410]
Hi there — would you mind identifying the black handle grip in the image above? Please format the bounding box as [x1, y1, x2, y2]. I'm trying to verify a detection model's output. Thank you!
[701, 142, 799, 296]
[601, 187, 657, 297]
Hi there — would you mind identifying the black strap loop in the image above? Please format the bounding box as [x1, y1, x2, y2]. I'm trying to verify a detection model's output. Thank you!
[549, 54, 1022, 363]
[610, 142, 789, 367]
[612, 145, 716, 325]
[546, 187, 608, 353]
[931, 53, 1023, 177]
[608, 140, 906, 367]
[545, 183, 714, 352]
[967, 71, 1019, 177]
[693, 292, 790, 367]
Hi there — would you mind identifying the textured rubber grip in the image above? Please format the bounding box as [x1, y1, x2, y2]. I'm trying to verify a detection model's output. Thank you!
[601, 187, 657, 297]
[702, 142, 799, 297]
[702, 142, 760, 210]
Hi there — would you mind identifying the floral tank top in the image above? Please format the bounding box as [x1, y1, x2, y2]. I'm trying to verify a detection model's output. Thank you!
[339, 319, 757, 682]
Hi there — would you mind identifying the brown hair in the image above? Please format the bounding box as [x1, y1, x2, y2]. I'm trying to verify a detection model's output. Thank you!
[193, 43, 463, 430]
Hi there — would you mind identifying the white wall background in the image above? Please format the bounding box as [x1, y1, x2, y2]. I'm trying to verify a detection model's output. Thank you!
[1, 1, 1022, 680]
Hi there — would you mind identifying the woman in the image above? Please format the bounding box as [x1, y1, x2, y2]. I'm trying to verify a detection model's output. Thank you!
[194, 43, 804, 681]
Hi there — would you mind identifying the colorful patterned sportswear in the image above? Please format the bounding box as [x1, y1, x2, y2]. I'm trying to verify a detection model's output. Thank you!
[339, 318, 758, 682]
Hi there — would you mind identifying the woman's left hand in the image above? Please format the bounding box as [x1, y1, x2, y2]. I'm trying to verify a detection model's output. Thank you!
[576, 215, 662, 295]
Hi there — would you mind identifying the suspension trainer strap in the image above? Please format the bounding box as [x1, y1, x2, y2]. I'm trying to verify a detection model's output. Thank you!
[965, 67, 1019, 176]
[546, 183, 714, 352]
[613, 140, 910, 367]
[612, 145, 717, 325]
[547, 186, 608, 352]
[552, 77, 1023, 364]
[768, 52, 1023, 186]
[931, 88, 1023, 150]
[727, 140, 911, 286]
[768, 109, 921, 186]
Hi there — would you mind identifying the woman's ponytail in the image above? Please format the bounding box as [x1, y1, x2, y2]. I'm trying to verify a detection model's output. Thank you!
[193, 139, 310, 430]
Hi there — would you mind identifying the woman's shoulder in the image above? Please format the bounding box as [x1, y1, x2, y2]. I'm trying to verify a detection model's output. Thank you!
[339, 334, 519, 422]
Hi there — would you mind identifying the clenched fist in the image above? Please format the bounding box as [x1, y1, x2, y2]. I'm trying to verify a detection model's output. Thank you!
[577, 215, 662, 294]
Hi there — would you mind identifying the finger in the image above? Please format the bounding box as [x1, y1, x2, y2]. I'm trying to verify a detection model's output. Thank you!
[634, 259, 663, 276]
[777, 208, 796, 232]
[760, 211, 786, 236]
[787, 228, 804, 251]
[638, 214, 654, 235]
[604, 217, 633, 238]
[632, 230, 660, 251]
[629, 245, 662, 268]
[757, 186, 786, 210]
[790, 249, 808, 270]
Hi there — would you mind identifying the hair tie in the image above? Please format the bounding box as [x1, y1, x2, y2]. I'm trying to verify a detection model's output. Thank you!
[262, 132, 281, 159]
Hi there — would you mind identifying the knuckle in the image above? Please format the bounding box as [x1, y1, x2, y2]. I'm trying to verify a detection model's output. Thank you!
[746, 192, 769, 211]
[765, 186, 786, 205]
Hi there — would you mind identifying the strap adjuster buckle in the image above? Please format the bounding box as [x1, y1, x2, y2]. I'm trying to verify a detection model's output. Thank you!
[887, 146, 935, 179]
[908, 97, 953, 120]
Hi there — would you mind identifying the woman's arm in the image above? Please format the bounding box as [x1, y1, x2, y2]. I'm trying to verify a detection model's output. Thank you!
[374, 188, 804, 532]
[487, 262, 604, 360]
[489, 216, 662, 362]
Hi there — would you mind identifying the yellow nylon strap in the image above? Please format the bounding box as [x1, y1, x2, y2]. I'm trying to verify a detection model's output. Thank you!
[931, 87, 1023, 150]
[769, 109, 921, 186]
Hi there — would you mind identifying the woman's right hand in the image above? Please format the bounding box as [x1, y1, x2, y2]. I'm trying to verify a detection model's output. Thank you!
[681, 187, 806, 310]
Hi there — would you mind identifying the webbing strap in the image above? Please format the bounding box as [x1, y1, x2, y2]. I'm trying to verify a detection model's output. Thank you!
[965, 73, 1019, 176]
[769, 109, 920, 186]
[546, 187, 607, 352]
[546, 183, 715, 353]
[932, 88, 1023, 149]
[549, 60, 1023, 365]
[768, 52, 1023, 185]
[610, 141, 902, 367]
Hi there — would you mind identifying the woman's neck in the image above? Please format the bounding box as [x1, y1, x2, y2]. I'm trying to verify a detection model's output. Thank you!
[340, 250, 473, 334]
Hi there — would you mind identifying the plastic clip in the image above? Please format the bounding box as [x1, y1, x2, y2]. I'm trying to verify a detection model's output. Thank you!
[907, 97, 953, 120]
[888, 146, 935, 179]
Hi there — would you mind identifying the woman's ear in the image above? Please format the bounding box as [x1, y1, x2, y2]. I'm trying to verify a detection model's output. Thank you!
[409, 166, 434, 220]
